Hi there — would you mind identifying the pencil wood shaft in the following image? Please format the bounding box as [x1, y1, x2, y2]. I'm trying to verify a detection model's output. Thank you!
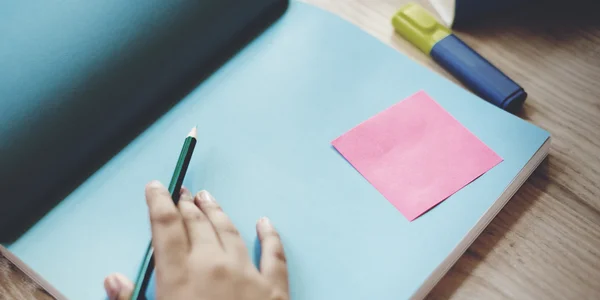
[131, 129, 197, 300]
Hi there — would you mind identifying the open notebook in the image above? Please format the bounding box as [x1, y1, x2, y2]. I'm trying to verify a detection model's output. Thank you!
[1, 1, 550, 299]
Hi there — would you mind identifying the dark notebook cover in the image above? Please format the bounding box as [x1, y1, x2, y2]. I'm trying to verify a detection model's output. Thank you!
[0, 0, 288, 242]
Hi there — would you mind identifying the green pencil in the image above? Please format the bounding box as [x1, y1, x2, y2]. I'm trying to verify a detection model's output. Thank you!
[131, 126, 197, 300]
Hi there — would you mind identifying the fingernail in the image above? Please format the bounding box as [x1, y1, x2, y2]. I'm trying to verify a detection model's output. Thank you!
[198, 190, 214, 203]
[106, 276, 121, 299]
[259, 217, 272, 227]
[148, 180, 163, 188]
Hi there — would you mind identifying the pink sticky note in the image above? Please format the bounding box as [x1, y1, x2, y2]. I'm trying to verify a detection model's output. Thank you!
[332, 91, 503, 221]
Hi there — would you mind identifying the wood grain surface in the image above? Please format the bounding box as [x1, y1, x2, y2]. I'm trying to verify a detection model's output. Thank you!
[0, 248, 56, 300]
[1, 1, 599, 299]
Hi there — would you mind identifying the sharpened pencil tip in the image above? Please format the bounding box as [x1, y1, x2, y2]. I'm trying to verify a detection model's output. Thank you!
[188, 126, 197, 139]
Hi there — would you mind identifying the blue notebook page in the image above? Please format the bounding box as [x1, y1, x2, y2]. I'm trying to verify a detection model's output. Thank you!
[8, 1, 549, 299]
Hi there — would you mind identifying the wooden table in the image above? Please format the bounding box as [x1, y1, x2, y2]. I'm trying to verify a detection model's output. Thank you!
[2, 1, 600, 299]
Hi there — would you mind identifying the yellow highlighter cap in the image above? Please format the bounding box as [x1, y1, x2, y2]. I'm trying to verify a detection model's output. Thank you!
[391, 3, 451, 55]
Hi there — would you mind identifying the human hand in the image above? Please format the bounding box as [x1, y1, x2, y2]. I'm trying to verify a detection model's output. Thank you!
[103, 181, 289, 300]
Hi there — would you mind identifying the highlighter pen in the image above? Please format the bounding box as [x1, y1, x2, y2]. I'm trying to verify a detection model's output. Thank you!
[392, 3, 526, 112]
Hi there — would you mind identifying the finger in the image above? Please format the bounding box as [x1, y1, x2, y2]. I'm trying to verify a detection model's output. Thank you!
[179, 186, 193, 202]
[195, 190, 248, 261]
[177, 187, 222, 252]
[257, 217, 289, 294]
[104, 273, 134, 300]
[145, 180, 188, 267]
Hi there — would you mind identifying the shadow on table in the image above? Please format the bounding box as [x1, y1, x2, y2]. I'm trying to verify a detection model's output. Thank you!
[427, 156, 551, 299]
[454, 0, 600, 35]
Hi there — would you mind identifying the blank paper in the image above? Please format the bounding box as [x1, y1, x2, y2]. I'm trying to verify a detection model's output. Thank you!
[332, 91, 503, 221]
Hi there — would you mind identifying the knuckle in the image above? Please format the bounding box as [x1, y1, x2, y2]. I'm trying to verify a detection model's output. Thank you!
[203, 201, 222, 212]
[220, 223, 240, 236]
[183, 210, 204, 222]
[179, 203, 204, 222]
[150, 209, 180, 225]
[209, 212, 240, 236]
[208, 260, 232, 279]
[271, 245, 287, 264]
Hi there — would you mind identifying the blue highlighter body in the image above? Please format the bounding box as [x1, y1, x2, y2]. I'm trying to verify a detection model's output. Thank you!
[430, 34, 527, 112]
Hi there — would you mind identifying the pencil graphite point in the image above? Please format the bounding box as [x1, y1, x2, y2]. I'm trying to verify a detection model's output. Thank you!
[188, 126, 197, 139]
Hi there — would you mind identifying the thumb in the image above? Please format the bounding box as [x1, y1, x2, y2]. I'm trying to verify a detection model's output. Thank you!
[257, 217, 289, 295]
[104, 273, 134, 300]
